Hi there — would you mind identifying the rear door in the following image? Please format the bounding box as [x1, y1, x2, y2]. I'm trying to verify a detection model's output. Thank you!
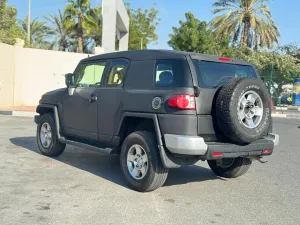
[96, 59, 130, 143]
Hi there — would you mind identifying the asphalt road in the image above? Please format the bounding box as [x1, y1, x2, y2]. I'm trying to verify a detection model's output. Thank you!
[0, 115, 300, 225]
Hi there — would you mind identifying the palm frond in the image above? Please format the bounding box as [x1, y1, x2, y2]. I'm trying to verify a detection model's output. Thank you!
[210, 0, 280, 49]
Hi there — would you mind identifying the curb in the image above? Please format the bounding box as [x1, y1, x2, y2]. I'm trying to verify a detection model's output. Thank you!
[0, 110, 37, 117]
[12, 111, 37, 117]
[275, 107, 300, 112]
[272, 114, 287, 118]
[272, 112, 300, 119]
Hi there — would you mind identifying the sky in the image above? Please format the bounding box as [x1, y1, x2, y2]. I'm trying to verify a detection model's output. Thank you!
[7, 0, 300, 50]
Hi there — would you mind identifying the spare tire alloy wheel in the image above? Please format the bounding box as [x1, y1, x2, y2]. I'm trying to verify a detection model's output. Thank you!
[237, 90, 263, 129]
[215, 78, 271, 144]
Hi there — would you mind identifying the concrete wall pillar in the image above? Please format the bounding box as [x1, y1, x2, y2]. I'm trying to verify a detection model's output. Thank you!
[102, 0, 129, 53]
[102, 0, 117, 52]
[119, 32, 129, 51]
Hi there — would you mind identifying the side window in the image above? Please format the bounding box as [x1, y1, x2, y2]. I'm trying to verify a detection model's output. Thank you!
[155, 59, 192, 87]
[74, 62, 106, 87]
[156, 63, 174, 86]
[106, 61, 129, 87]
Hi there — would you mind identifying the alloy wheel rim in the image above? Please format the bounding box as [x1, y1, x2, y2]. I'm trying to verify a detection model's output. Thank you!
[127, 144, 148, 180]
[40, 122, 52, 148]
[237, 90, 263, 129]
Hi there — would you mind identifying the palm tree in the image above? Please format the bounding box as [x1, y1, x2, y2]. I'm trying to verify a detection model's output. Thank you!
[45, 9, 72, 51]
[210, 0, 280, 49]
[64, 0, 90, 53]
[85, 6, 102, 47]
[18, 16, 53, 49]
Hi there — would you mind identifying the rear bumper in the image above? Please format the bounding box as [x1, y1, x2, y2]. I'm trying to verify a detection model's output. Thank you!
[164, 133, 279, 159]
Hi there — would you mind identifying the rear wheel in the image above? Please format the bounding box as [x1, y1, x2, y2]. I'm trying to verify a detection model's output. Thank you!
[207, 158, 252, 178]
[37, 113, 66, 157]
[120, 131, 168, 192]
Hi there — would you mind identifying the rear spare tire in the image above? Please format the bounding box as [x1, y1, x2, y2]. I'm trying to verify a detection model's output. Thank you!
[215, 78, 271, 144]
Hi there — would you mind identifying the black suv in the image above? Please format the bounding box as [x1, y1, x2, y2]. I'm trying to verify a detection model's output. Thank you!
[35, 50, 279, 192]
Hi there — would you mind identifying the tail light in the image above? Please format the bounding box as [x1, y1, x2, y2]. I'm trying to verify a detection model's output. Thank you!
[212, 152, 223, 157]
[168, 94, 196, 110]
[219, 57, 231, 62]
[262, 149, 271, 154]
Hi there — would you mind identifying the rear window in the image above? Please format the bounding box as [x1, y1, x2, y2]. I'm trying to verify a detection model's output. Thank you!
[193, 60, 257, 88]
[155, 59, 193, 87]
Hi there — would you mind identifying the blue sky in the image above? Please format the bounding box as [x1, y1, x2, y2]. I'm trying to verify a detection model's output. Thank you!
[8, 0, 300, 49]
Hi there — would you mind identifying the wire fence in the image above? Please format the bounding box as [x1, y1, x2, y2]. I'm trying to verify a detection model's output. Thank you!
[259, 67, 300, 106]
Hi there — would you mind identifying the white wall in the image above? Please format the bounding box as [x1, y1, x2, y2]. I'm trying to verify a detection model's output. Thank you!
[0, 43, 15, 108]
[0, 42, 91, 108]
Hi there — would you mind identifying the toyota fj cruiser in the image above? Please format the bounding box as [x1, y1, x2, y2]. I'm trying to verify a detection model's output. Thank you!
[35, 50, 279, 192]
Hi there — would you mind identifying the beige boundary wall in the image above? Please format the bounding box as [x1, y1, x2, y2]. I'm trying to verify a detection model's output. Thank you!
[0, 43, 15, 108]
[0, 42, 91, 110]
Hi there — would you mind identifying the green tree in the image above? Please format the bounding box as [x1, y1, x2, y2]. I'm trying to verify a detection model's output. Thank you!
[210, 0, 280, 49]
[85, 6, 102, 47]
[235, 47, 300, 99]
[279, 43, 300, 60]
[65, 0, 90, 53]
[18, 16, 53, 49]
[45, 9, 72, 51]
[127, 5, 159, 50]
[68, 36, 92, 53]
[168, 12, 234, 56]
[0, 0, 26, 45]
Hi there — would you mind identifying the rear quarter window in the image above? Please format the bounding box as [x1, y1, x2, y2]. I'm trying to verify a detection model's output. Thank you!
[193, 60, 257, 88]
[155, 59, 193, 88]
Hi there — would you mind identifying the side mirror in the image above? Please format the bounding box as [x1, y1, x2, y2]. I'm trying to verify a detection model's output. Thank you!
[65, 73, 75, 87]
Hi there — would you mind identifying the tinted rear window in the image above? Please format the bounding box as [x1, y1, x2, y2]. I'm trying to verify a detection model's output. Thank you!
[155, 59, 193, 87]
[193, 60, 257, 88]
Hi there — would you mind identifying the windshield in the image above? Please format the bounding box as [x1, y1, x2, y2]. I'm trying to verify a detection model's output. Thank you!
[193, 60, 257, 88]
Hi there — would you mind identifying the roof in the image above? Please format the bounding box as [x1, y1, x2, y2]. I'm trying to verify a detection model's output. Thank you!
[82, 49, 251, 65]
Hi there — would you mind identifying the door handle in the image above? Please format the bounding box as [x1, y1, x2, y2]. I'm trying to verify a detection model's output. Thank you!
[88, 96, 98, 102]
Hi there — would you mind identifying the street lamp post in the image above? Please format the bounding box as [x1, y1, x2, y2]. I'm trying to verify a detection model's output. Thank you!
[140, 32, 146, 50]
[27, 0, 31, 44]
[140, 37, 143, 50]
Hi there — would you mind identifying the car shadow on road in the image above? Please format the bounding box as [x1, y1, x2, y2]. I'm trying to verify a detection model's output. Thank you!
[10, 137, 221, 189]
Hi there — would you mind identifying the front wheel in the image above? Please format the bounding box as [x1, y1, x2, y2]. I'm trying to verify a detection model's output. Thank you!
[37, 113, 66, 157]
[207, 158, 252, 178]
[120, 131, 168, 192]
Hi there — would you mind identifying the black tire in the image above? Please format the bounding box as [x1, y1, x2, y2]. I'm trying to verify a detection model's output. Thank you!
[120, 131, 168, 192]
[207, 158, 252, 178]
[215, 78, 271, 144]
[37, 113, 66, 157]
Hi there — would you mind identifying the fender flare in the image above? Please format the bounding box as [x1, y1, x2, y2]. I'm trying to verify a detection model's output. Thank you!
[35, 104, 62, 139]
[116, 112, 164, 146]
[116, 112, 182, 168]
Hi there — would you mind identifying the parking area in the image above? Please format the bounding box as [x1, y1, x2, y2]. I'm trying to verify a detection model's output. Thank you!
[0, 115, 300, 225]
